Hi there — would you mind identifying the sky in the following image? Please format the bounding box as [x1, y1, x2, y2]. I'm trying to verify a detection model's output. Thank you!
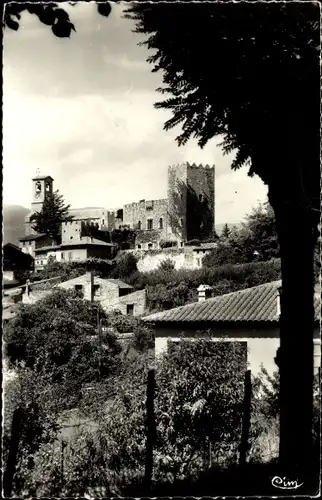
[3, 2, 268, 224]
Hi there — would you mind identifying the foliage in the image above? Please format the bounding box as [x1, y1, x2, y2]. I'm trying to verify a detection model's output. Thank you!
[221, 224, 231, 239]
[81, 221, 111, 244]
[154, 340, 247, 481]
[3, 289, 122, 395]
[30, 190, 73, 244]
[125, 3, 319, 197]
[23, 340, 247, 496]
[31, 257, 115, 283]
[204, 202, 279, 267]
[106, 311, 154, 351]
[159, 240, 177, 249]
[3, 368, 71, 496]
[147, 281, 196, 312]
[111, 226, 136, 250]
[4, 2, 111, 38]
[112, 252, 138, 279]
[158, 258, 176, 272]
[129, 259, 281, 312]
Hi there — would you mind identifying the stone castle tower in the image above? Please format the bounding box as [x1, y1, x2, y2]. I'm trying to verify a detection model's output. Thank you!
[24, 175, 54, 236]
[167, 162, 215, 242]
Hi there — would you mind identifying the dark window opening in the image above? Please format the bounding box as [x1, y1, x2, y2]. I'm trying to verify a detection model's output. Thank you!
[159, 218, 163, 229]
[137, 220, 142, 230]
[127, 304, 134, 315]
[93, 284, 100, 295]
[137, 244, 142, 249]
[147, 219, 153, 230]
[148, 243, 153, 249]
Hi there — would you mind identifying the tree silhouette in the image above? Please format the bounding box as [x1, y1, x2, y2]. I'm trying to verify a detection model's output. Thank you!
[125, 2, 320, 481]
[3, 2, 112, 38]
[221, 224, 231, 239]
[30, 190, 73, 244]
[5, 0, 320, 482]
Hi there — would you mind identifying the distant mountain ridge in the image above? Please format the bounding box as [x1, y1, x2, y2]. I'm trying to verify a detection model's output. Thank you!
[3, 205, 29, 246]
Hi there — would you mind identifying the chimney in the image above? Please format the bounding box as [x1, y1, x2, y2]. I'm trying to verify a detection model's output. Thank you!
[197, 284, 212, 302]
[84, 271, 94, 302]
[277, 286, 282, 318]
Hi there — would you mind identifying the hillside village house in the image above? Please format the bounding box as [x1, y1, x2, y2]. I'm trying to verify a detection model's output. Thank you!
[21, 272, 147, 317]
[57, 273, 146, 316]
[143, 280, 321, 375]
[34, 237, 116, 271]
[3, 243, 34, 283]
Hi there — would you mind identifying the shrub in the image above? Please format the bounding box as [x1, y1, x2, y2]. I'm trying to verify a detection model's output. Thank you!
[25, 339, 247, 496]
[158, 258, 176, 272]
[112, 253, 138, 279]
[159, 240, 178, 249]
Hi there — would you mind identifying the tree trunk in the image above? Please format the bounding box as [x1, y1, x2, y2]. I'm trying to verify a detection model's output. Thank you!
[271, 196, 318, 483]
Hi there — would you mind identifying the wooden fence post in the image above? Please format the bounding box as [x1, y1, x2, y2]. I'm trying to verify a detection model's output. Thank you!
[239, 370, 252, 466]
[145, 369, 156, 490]
[3, 407, 24, 497]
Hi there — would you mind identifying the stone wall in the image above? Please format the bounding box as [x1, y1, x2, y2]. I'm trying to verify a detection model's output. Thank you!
[125, 247, 210, 271]
[57, 273, 146, 316]
[102, 289, 147, 316]
[186, 163, 215, 241]
[62, 221, 83, 244]
[167, 162, 215, 242]
[68, 207, 109, 228]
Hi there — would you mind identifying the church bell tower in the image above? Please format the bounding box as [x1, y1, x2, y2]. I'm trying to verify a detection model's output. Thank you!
[31, 174, 54, 214]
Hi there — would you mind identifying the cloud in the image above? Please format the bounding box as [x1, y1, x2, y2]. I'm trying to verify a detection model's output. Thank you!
[3, 1, 268, 224]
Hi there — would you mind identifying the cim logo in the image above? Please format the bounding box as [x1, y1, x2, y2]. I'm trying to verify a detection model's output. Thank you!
[271, 476, 304, 490]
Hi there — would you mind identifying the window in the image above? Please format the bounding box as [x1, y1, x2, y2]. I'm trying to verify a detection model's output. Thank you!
[75, 284, 83, 294]
[137, 220, 142, 230]
[159, 218, 163, 229]
[61, 252, 65, 260]
[68, 252, 72, 261]
[102, 219, 105, 225]
[127, 304, 134, 315]
[147, 219, 153, 230]
[93, 284, 100, 296]
[180, 241, 183, 247]
[148, 243, 153, 249]
[137, 244, 142, 249]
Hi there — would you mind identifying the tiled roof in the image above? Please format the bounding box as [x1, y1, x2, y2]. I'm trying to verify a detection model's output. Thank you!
[105, 279, 133, 289]
[143, 280, 321, 324]
[35, 238, 115, 253]
[19, 233, 48, 242]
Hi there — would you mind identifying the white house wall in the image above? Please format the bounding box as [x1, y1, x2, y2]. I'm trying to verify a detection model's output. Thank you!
[154, 328, 321, 375]
[135, 250, 211, 272]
